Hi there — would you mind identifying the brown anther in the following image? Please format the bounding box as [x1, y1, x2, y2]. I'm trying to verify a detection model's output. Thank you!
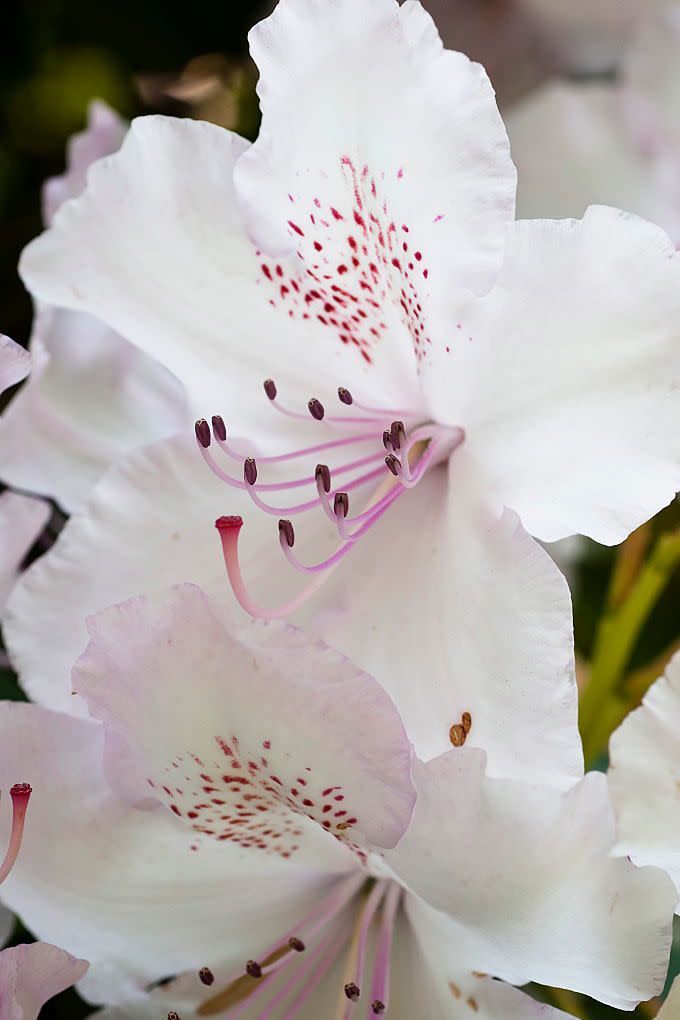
[199, 967, 215, 986]
[263, 379, 277, 400]
[195, 419, 211, 448]
[372, 1001, 386, 1014]
[211, 415, 227, 442]
[334, 492, 349, 519]
[449, 723, 466, 748]
[467, 997, 479, 1012]
[246, 960, 262, 979]
[288, 937, 305, 952]
[462, 711, 472, 734]
[279, 519, 295, 548]
[344, 982, 360, 1001]
[383, 430, 392, 451]
[244, 457, 258, 486]
[385, 454, 400, 477]
[390, 420, 405, 451]
[315, 463, 331, 493]
[168, 1012, 181, 1020]
[308, 397, 325, 420]
[338, 386, 353, 405]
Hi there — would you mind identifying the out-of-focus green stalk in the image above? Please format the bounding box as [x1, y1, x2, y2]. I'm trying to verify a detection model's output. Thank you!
[546, 987, 590, 1017]
[580, 527, 680, 766]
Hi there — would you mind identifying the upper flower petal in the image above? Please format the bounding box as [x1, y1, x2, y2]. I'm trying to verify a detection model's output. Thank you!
[0, 492, 49, 613]
[19, 115, 420, 419]
[237, 0, 516, 305]
[0, 307, 187, 512]
[609, 651, 680, 900]
[42, 100, 127, 226]
[0, 336, 30, 396]
[424, 206, 680, 544]
[74, 582, 416, 852]
[0, 702, 353, 1004]
[318, 451, 581, 789]
[389, 753, 677, 1008]
[0, 941, 88, 1020]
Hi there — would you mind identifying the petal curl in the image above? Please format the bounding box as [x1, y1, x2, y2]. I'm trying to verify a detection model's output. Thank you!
[0, 941, 88, 1020]
[0, 492, 49, 613]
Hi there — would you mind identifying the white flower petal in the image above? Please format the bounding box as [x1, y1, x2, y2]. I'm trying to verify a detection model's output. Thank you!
[318, 453, 580, 789]
[42, 100, 127, 226]
[0, 492, 50, 614]
[389, 756, 676, 1008]
[609, 652, 680, 899]
[0, 336, 30, 396]
[0, 307, 186, 512]
[20, 115, 412, 418]
[0, 703, 352, 1005]
[424, 207, 680, 545]
[238, 0, 516, 302]
[0, 941, 88, 1020]
[74, 582, 415, 853]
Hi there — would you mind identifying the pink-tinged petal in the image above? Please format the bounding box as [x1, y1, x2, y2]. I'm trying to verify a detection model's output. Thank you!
[20, 116, 417, 419]
[389, 755, 676, 1009]
[425, 207, 680, 545]
[0, 942, 88, 1020]
[0, 306, 187, 512]
[0, 492, 49, 613]
[0, 703, 353, 1005]
[74, 583, 415, 852]
[0, 337, 30, 396]
[42, 101, 127, 226]
[609, 652, 680, 900]
[4, 433, 344, 714]
[318, 452, 581, 789]
[239, 0, 515, 302]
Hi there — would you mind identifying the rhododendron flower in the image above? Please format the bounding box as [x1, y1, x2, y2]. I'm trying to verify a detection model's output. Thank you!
[8, 2, 680, 822]
[0, 583, 676, 1016]
[0, 941, 88, 1020]
[608, 651, 680, 904]
[508, 8, 680, 237]
[0, 102, 186, 512]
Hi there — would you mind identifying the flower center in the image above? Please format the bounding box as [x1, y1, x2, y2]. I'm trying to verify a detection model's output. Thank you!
[173, 875, 402, 1019]
[0, 783, 32, 885]
[195, 380, 464, 619]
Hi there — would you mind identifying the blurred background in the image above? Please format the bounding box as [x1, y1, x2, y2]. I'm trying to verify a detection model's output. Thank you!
[2, 0, 680, 1017]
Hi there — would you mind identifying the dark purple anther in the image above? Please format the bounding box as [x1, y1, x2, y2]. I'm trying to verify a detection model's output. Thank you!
[382, 430, 392, 451]
[246, 960, 263, 979]
[345, 983, 360, 1001]
[288, 937, 305, 952]
[211, 415, 227, 442]
[315, 463, 331, 493]
[390, 420, 405, 451]
[372, 1001, 385, 1015]
[385, 454, 400, 477]
[278, 519, 295, 547]
[334, 492, 349, 518]
[168, 1012, 181, 1020]
[199, 967, 215, 986]
[195, 419, 211, 448]
[308, 397, 325, 420]
[263, 379, 277, 400]
[244, 457, 258, 486]
[338, 386, 353, 405]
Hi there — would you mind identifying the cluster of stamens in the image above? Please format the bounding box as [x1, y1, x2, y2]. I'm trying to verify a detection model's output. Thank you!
[195, 380, 464, 619]
[0, 783, 32, 886]
[168, 875, 403, 1018]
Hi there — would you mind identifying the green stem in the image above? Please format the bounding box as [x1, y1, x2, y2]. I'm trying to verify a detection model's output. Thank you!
[580, 528, 680, 765]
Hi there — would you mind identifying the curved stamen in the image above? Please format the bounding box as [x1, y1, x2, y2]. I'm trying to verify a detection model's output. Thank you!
[278, 484, 404, 574]
[340, 881, 388, 1015]
[278, 919, 354, 1020]
[368, 884, 402, 1015]
[264, 380, 390, 426]
[244, 463, 386, 517]
[0, 784, 32, 885]
[337, 387, 418, 419]
[213, 425, 378, 465]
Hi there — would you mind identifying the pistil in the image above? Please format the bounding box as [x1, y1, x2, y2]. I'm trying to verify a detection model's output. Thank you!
[0, 783, 32, 885]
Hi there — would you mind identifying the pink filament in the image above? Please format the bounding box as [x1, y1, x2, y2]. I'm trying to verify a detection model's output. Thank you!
[343, 880, 389, 1016]
[269, 395, 389, 427]
[0, 784, 31, 885]
[215, 431, 377, 464]
[368, 883, 402, 1014]
[199, 444, 382, 494]
[244, 463, 385, 517]
[278, 921, 353, 1020]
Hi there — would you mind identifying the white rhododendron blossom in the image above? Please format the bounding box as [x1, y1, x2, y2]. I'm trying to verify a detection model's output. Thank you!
[0, 941, 88, 1020]
[609, 652, 680, 903]
[508, 7, 680, 236]
[0, 101, 186, 512]
[0, 584, 675, 1016]
[8, 0, 680, 806]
